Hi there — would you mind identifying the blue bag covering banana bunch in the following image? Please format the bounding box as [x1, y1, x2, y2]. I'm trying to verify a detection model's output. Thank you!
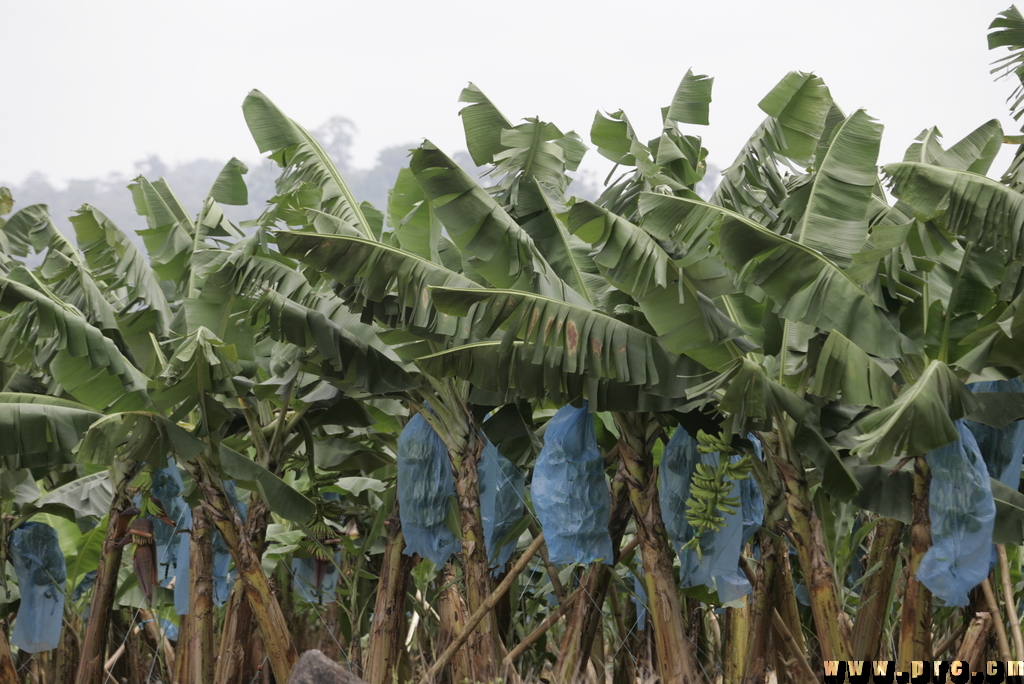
[10, 521, 66, 652]
[917, 420, 996, 607]
[149, 464, 189, 587]
[478, 435, 525, 574]
[660, 427, 761, 600]
[532, 402, 613, 565]
[398, 410, 460, 565]
[965, 378, 1024, 488]
[173, 479, 248, 614]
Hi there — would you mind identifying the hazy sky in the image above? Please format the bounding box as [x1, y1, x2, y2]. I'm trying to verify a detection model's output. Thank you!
[3, 0, 1021, 188]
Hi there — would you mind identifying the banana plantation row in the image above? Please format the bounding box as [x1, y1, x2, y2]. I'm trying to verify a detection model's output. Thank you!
[5, 8, 1024, 684]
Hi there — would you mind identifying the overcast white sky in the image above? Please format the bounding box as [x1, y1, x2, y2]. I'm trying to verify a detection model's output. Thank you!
[2, 0, 1021, 188]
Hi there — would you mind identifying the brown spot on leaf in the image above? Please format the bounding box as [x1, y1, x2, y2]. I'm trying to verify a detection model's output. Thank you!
[566, 320, 579, 354]
[592, 336, 603, 354]
[527, 307, 540, 337]
[543, 315, 555, 341]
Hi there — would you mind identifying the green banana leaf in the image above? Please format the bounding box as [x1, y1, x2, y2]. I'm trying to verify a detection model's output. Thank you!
[0, 393, 102, 470]
[242, 89, 373, 239]
[852, 360, 976, 463]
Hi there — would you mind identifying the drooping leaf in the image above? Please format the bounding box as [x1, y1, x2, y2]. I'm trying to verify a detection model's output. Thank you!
[276, 229, 479, 339]
[0, 269, 150, 411]
[884, 162, 1024, 263]
[417, 340, 697, 412]
[34, 471, 114, 521]
[810, 331, 895, 407]
[69, 204, 172, 335]
[428, 287, 709, 401]
[756, 71, 833, 165]
[258, 290, 418, 394]
[77, 411, 206, 468]
[0, 393, 102, 470]
[219, 444, 316, 523]
[409, 142, 592, 307]
[691, 201, 903, 358]
[568, 200, 745, 370]
[666, 69, 714, 126]
[853, 360, 976, 463]
[242, 90, 372, 238]
[208, 157, 249, 206]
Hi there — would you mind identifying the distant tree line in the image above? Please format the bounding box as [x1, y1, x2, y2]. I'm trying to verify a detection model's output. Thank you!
[1, 115, 621, 246]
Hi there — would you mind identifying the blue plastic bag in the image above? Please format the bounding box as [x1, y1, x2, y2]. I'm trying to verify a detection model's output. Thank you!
[398, 411, 460, 566]
[291, 551, 342, 604]
[660, 427, 760, 600]
[633, 570, 648, 631]
[478, 435, 525, 573]
[148, 465, 190, 587]
[174, 481, 246, 614]
[917, 421, 996, 607]
[174, 507, 193, 616]
[532, 402, 613, 565]
[10, 522, 66, 653]
[966, 378, 1024, 488]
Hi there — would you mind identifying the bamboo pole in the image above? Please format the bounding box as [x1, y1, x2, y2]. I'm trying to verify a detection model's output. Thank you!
[982, 578, 1013, 663]
[997, 545, 1024, 661]
[504, 586, 584, 664]
[417, 533, 546, 684]
[771, 609, 817, 684]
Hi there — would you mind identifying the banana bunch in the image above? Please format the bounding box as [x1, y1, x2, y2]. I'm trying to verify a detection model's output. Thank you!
[695, 429, 734, 455]
[681, 442, 754, 560]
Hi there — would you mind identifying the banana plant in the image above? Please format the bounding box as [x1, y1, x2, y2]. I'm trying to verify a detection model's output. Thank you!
[0, 162, 417, 683]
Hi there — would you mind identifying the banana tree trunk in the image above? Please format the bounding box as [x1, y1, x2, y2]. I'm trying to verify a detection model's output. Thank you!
[196, 480, 297, 683]
[188, 505, 215, 684]
[743, 532, 777, 684]
[436, 563, 475, 684]
[364, 505, 414, 684]
[213, 581, 252, 684]
[0, 620, 17, 684]
[725, 594, 751, 684]
[897, 457, 932, 669]
[74, 505, 135, 684]
[214, 498, 268, 684]
[453, 436, 500, 681]
[615, 412, 699, 683]
[555, 462, 631, 681]
[851, 517, 904, 661]
[772, 421, 851, 661]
